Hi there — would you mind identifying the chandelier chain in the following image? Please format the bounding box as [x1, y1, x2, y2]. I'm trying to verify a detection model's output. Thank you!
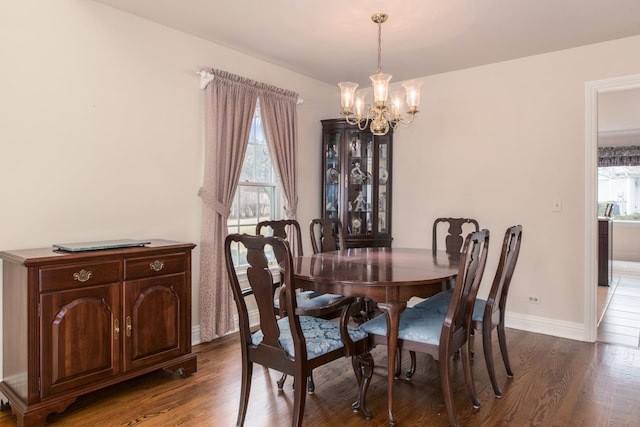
[376, 20, 382, 74]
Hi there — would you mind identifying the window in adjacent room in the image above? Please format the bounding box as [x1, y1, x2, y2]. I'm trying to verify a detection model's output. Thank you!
[598, 165, 640, 220]
[227, 101, 282, 265]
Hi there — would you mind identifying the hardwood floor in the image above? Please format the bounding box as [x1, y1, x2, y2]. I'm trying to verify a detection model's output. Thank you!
[2, 325, 640, 426]
[598, 260, 640, 348]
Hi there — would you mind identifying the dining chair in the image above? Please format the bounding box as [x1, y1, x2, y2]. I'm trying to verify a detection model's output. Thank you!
[224, 233, 374, 427]
[412, 225, 523, 397]
[433, 217, 480, 253]
[256, 219, 341, 316]
[433, 217, 480, 291]
[256, 219, 343, 393]
[309, 217, 346, 254]
[360, 229, 490, 427]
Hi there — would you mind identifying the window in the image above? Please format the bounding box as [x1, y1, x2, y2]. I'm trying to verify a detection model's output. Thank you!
[598, 166, 640, 219]
[227, 101, 281, 265]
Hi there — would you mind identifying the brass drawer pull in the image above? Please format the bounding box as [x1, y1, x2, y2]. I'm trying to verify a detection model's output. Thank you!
[114, 319, 120, 340]
[149, 260, 164, 272]
[73, 269, 92, 282]
[126, 316, 132, 337]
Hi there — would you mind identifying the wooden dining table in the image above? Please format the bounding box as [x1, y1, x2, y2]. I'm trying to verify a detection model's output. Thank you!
[292, 247, 460, 426]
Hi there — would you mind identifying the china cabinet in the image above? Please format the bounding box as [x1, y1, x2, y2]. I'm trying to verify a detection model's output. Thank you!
[0, 240, 196, 426]
[321, 119, 392, 248]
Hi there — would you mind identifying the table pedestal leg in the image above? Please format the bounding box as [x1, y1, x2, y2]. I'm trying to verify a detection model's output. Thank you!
[377, 301, 406, 427]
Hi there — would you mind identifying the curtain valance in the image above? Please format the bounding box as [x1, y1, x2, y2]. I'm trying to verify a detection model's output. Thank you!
[200, 68, 299, 103]
[598, 145, 640, 167]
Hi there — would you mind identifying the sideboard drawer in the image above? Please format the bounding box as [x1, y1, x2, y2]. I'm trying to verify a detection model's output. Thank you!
[125, 253, 186, 280]
[39, 261, 122, 292]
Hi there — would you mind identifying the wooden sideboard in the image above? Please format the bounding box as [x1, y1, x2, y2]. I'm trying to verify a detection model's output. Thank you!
[0, 240, 197, 426]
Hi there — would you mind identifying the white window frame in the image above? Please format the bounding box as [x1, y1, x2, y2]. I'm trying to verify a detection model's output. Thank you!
[227, 101, 282, 269]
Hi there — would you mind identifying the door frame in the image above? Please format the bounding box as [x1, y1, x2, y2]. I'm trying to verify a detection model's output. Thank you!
[584, 74, 640, 342]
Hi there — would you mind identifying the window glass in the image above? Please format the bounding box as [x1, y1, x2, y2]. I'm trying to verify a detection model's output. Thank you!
[598, 166, 640, 220]
[227, 101, 281, 265]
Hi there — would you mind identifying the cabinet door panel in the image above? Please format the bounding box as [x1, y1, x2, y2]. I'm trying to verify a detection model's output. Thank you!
[124, 274, 187, 371]
[40, 283, 121, 398]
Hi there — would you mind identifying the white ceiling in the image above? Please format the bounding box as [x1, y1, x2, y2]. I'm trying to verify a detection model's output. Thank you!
[93, 0, 640, 87]
[93, 0, 640, 139]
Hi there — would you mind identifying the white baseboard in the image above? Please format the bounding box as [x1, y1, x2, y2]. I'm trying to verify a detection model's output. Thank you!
[505, 312, 587, 342]
[192, 308, 259, 346]
[193, 311, 589, 346]
[192, 325, 202, 346]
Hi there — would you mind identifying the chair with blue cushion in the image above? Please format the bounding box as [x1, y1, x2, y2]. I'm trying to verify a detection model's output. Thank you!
[224, 233, 374, 427]
[257, 219, 343, 392]
[413, 225, 523, 397]
[360, 229, 489, 427]
[257, 219, 341, 317]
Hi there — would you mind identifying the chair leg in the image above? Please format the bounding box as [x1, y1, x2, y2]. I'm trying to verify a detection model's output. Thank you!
[277, 372, 287, 390]
[284, 373, 314, 394]
[439, 355, 460, 427]
[307, 373, 315, 394]
[461, 341, 480, 408]
[405, 350, 417, 380]
[497, 323, 514, 378]
[237, 361, 253, 427]
[351, 352, 374, 420]
[292, 373, 307, 427]
[483, 327, 502, 397]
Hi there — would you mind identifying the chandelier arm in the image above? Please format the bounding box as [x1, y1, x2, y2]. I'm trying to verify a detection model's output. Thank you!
[357, 117, 370, 131]
[344, 115, 360, 126]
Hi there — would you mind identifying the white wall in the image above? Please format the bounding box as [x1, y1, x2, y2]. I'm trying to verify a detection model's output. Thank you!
[613, 221, 640, 261]
[0, 0, 337, 375]
[391, 35, 640, 338]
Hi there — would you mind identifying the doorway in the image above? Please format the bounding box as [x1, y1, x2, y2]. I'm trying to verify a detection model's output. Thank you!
[585, 74, 640, 343]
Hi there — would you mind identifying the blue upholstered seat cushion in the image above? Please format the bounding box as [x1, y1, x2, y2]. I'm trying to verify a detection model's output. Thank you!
[413, 290, 485, 322]
[251, 315, 367, 360]
[360, 308, 446, 345]
[274, 290, 344, 309]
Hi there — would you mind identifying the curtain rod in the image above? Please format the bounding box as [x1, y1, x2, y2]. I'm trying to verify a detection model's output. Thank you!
[196, 70, 303, 104]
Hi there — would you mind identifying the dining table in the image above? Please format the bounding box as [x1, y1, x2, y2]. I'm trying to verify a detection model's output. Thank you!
[292, 246, 460, 426]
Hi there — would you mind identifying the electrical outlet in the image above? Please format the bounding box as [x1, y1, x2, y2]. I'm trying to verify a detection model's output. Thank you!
[527, 295, 541, 304]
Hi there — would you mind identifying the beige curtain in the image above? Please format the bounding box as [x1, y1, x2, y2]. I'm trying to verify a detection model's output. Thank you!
[261, 90, 299, 221]
[198, 69, 258, 341]
[198, 69, 300, 341]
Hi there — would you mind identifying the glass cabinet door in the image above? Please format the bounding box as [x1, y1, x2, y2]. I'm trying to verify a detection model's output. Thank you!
[323, 131, 340, 220]
[347, 130, 373, 235]
[377, 139, 390, 234]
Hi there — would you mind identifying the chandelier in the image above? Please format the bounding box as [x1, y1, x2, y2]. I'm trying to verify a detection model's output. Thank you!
[338, 13, 422, 136]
